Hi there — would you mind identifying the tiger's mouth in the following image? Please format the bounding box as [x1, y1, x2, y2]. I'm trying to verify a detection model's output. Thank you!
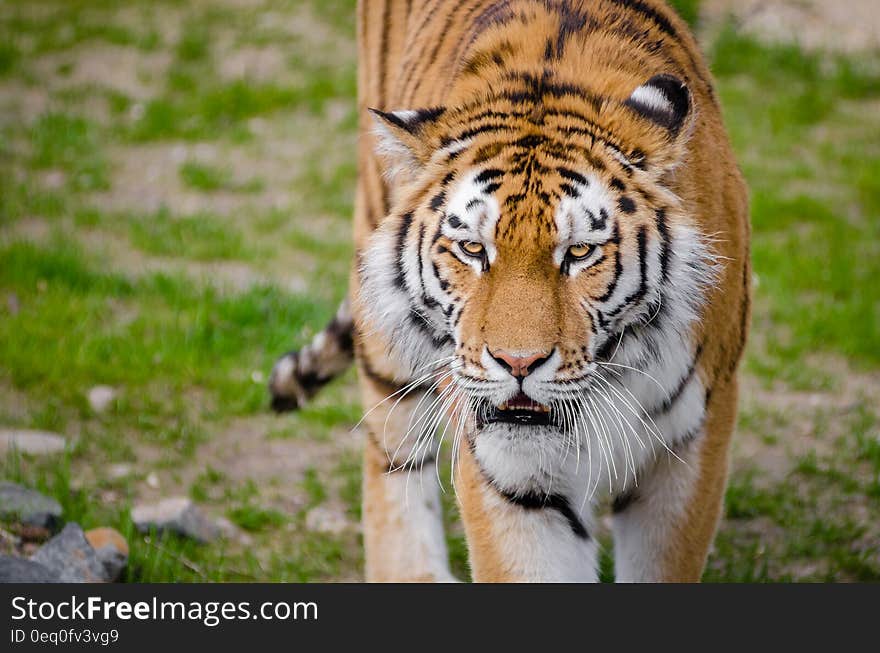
[478, 391, 552, 427]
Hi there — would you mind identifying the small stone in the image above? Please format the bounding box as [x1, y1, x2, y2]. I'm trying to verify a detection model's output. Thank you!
[129, 102, 144, 121]
[43, 170, 66, 189]
[131, 497, 219, 543]
[31, 523, 107, 582]
[0, 429, 66, 456]
[87, 385, 117, 413]
[99, 489, 119, 504]
[85, 527, 128, 582]
[305, 506, 350, 536]
[107, 463, 133, 480]
[214, 516, 253, 546]
[0, 482, 63, 529]
[0, 555, 60, 583]
[6, 293, 19, 316]
[145, 472, 160, 489]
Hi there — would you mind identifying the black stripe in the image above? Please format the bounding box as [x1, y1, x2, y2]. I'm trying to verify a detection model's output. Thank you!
[398, 0, 448, 103]
[612, 489, 638, 514]
[656, 208, 670, 282]
[499, 489, 590, 540]
[596, 224, 622, 302]
[359, 355, 409, 395]
[559, 182, 580, 198]
[608, 0, 715, 98]
[618, 196, 636, 214]
[553, 2, 594, 58]
[558, 167, 588, 186]
[416, 223, 440, 310]
[408, 310, 453, 348]
[650, 344, 703, 417]
[729, 260, 751, 377]
[430, 191, 446, 212]
[611, 0, 680, 44]
[326, 313, 354, 355]
[608, 226, 648, 317]
[475, 168, 504, 184]
[393, 211, 414, 290]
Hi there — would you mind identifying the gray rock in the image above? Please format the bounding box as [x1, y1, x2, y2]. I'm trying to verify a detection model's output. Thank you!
[0, 555, 60, 583]
[131, 497, 219, 543]
[305, 506, 350, 535]
[0, 481, 63, 529]
[0, 429, 66, 456]
[31, 523, 107, 582]
[87, 386, 117, 413]
[214, 516, 253, 546]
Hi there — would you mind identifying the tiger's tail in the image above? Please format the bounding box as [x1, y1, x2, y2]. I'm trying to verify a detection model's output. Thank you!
[268, 298, 355, 412]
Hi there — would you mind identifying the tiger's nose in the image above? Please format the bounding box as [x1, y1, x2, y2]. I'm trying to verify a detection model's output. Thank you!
[489, 349, 553, 378]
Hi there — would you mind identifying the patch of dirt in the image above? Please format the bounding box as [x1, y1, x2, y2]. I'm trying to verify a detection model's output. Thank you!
[134, 413, 361, 522]
[217, 45, 290, 83]
[734, 355, 880, 483]
[0, 379, 34, 424]
[33, 45, 172, 102]
[702, 0, 880, 52]
[74, 226, 308, 294]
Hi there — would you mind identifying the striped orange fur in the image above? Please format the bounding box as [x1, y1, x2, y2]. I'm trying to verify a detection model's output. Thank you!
[272, 0, 750, 582]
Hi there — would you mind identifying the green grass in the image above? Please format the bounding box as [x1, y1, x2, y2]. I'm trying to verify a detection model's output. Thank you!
[709, 26, 880, 380]
[127, 207, 257, 260]
[0, 41, 19, 76]
[29, 113, 110, 192]
[0, 240, 334, 417]
[179, 160, 264, 193]
[1, 0, 879, 583]
[128, 68, 355, 142]
[227, 505, 287, 532]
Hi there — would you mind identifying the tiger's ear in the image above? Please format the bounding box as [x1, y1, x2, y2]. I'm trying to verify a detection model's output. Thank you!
[625, 74, 690, 136]
[369, 107, 446, 184]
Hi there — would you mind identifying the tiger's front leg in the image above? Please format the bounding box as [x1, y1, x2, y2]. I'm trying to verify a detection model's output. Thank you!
[455, 428, 599, 583]
[357, 350, 457, 583]
[611, 378, 739, 582]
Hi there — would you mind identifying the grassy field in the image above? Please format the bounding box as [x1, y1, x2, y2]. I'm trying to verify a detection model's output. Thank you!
[1, 0, 878, 582]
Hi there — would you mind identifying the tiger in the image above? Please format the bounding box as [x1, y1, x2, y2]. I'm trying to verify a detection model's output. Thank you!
[270, 0, 750, 582]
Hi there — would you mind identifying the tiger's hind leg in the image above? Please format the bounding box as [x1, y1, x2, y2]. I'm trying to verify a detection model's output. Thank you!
[357, 351, 457, 583]
[611, 378, 738, 582]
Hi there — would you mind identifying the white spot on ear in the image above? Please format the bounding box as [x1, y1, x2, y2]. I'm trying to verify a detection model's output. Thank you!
[625, 74, 690, 133]
[629, 85, 674, 116]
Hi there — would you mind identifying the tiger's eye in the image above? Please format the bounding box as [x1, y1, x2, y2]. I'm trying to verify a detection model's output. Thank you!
[461, 241, 485, 256]
[567, 244, 593, 260]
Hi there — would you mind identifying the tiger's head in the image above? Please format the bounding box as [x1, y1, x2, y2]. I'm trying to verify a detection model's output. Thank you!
[357, 72, 716, 439]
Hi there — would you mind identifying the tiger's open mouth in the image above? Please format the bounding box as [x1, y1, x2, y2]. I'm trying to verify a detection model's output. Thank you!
[479, 391, 552, 427]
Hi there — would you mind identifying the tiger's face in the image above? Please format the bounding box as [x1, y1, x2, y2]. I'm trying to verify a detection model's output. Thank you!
[420, 138, 673, 436]
[359, 74, 713, 441]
